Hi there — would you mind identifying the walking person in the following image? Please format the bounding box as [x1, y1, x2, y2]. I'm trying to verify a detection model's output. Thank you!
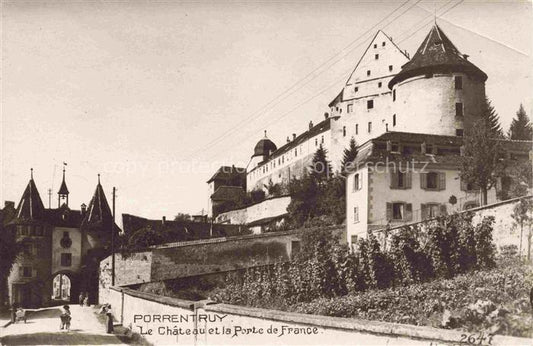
[59, 305, 71, 331]
[79, 292, 84, 306]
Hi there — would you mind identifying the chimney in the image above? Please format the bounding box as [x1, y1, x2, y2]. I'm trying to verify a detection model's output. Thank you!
[386, 140, 392, 152]
[309, 121, 313, 130]
[286, 136, 290, 143]
[324, 112, 329, 120]
[162, 216, 166, 225]
[4, 201, 15, 210]
[292, 133, 296, 141]
[463, 54, 469, 60]
[81, 203, 87, 217]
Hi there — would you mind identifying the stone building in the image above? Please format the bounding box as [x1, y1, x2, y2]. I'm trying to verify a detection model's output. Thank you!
[5, 168, 119, 307]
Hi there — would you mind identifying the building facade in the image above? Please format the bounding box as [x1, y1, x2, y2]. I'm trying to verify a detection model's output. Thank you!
[5, 168, 119, 307]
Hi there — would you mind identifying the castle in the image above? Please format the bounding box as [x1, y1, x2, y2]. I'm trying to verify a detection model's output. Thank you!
[209, 24, 532, 236]
[2, 168, 119, 307]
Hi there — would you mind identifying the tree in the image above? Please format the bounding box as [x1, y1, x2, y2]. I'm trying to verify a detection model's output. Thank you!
[460, 119, 505, 205]
[309, 144, 332, 182]
[481, 97, 504, 138]
[508, 104, 533, 140]
[0, 227, 22, 306]
[341, 137, 358, 176]
[174, 213, 191, 222]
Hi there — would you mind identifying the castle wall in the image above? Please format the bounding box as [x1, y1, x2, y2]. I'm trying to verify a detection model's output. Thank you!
[216, 195, 291, 225]
[247, 129, 331, 192]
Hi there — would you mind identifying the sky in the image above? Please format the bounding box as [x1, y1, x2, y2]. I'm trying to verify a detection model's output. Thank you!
[1, 0, 532, 224]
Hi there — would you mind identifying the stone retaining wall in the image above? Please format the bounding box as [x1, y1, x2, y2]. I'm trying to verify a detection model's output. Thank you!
[105, 286, 528, 346]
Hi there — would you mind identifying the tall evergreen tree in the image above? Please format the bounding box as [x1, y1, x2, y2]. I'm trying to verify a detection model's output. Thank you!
[508, 104, 533, 140]
[481, 97, 504, 138]
[341, 137, 358, 176]
[309, 144, 332, 182]
[460, 119, 505, 205]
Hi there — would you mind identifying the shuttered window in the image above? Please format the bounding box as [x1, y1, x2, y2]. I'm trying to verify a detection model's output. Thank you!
[421, 203, 447, 220]
[420, 171, 446, 190]
[386, 202, 413, 221]
[353, 173, 362, 191]
[390, 170, 412, 189]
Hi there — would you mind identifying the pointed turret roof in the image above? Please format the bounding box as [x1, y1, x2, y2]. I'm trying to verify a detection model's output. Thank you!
[58, 167, 69, 195]
[80, 175, 113, 231]
[389, 24, 487, 88]
[14, 169, 45, 222]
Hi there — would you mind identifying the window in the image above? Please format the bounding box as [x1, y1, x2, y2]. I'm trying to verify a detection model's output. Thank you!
[347, 104, 353, 113]
[315, 138, 318, 146]
[391, 142, 399, 152]
[389, 65, 393, 72]
[343, 126, 346, 137]
[368, 122, 372, 133]
[353, 173, 362, 191]
[455, 76, 463, 90]
[355, 124, 359, 135]
[61, 253, 72, 267]
[367, 70, 371, 77]
[420, 171, 445, 190]
[291, 241, 301, 256]
[387, 202, 413, 221]
[422, 203, 446, 219]
[22, 266, 32, 277]
[393, 89, 396, 101]
[456, 129, 464, 137]
[455, 102, 463, 117]
[354, 87, 358, 93]
[390, 170, 412, 189]
[351, 235, 358, 246]
[375, 54, 379, 60]
[353, 207, 359, 223]
[393, 114, 396, 126]
[427, 172, 438, 189]
[367, 100, 374, 109]
[23, 243, 32, 255]
[373, 44, 377, 48]
[295, 148, 298, 157]
[382, 41, 386, 47]
[378, 82, 382, 88]
[321, 135, 324, 144]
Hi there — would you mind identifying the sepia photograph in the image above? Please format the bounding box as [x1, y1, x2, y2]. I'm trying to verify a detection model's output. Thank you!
[0, 0, 532, 345]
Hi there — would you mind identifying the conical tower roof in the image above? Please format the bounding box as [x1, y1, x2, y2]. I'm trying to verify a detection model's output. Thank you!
[389, 24, 487, 88]
[58, 168, 69, 195]
[81, 175, 112, 231]
[14, 169, 45, 222]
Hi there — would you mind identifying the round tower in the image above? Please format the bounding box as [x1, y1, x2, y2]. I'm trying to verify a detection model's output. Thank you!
[388, 24, 487, 137]
[250, 131, 277, 169]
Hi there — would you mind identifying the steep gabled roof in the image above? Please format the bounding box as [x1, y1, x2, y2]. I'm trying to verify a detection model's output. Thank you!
[81, 177, 113, 231]
[389, 24, 487, 88]
[14, 173, 45, 222]
[207, 166, 246, 184]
